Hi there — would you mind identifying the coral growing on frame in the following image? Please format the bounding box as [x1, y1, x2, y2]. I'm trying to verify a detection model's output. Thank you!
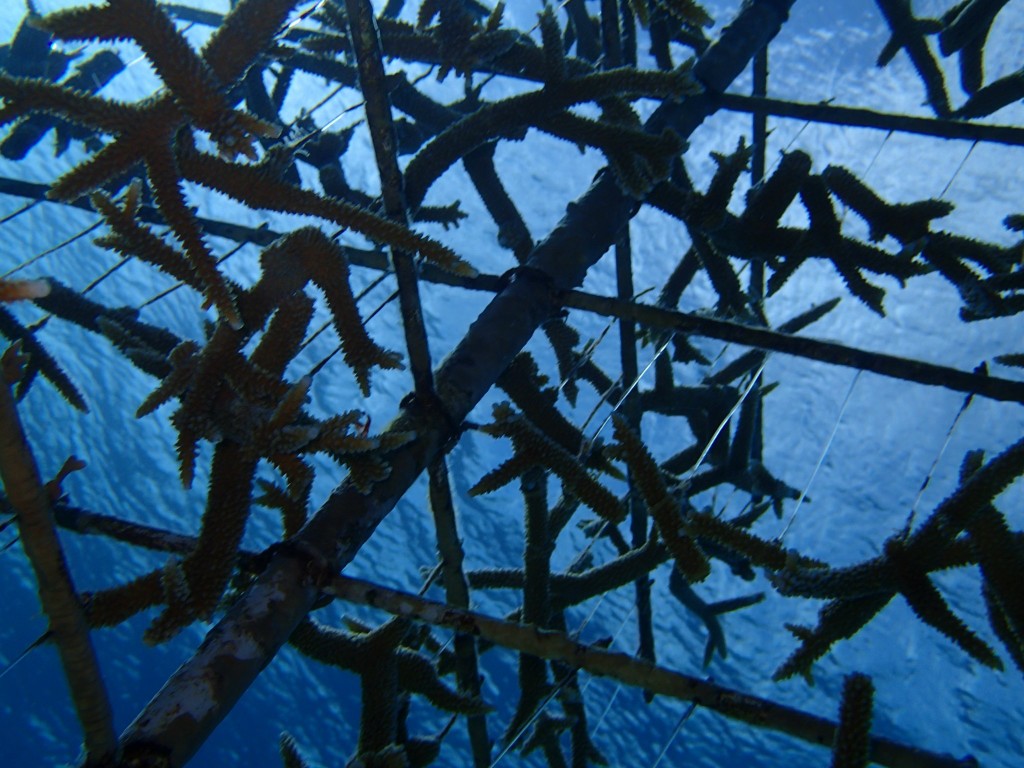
[0, 0, 1022, 766]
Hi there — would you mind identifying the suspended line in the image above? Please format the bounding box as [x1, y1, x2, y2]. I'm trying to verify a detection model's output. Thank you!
[779, 368, 861, 542]
[650, 701, 700, 768]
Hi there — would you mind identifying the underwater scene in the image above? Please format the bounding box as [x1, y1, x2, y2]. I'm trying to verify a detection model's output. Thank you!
[0, 0, 1022, 766]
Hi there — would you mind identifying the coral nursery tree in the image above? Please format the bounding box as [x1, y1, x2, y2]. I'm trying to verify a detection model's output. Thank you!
[0, 0, 1022, 766]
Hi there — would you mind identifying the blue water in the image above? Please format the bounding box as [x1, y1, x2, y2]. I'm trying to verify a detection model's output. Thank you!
[1, 1, 1022, 766]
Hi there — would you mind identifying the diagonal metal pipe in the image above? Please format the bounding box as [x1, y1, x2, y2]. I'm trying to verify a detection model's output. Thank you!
[116, 2, 799, 764]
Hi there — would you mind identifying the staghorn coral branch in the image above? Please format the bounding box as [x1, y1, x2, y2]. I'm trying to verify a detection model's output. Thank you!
[611, 414, 710, 581]
[279, 732, 312, 768]
[873, 0, 951, 116]
[771, 438, 1024, 680]
[403, 65, 702, 209]
[0, 305, 87, 410]
[86, 3, 804, 763]
[41, 0, 294, 154]
[326, 573, 970, 768]
[159, 442, 258, 632]
[831, 673, 874, 768]
[91, 182, 203, 293]
[8, 0, 301, 332]
[176, 139, 475, 278]
[200, 0, 301, 84]
[473, 402, 625, 522]
[0, 73, 141, 135]
[253, 227, 403, 396]
[955, 66, 1024, 119]
[61, 0, 235, 140]
[144, 140, 242, 328]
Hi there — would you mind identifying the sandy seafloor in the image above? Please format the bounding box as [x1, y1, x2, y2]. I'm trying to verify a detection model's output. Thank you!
[0, 1, 1022, 766]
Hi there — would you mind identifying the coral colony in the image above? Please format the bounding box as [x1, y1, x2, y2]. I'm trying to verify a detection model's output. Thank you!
[0, 0, 1022, 766]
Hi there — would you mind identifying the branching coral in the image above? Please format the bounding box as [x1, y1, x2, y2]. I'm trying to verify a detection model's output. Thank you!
[0, 0, 1022, 767]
